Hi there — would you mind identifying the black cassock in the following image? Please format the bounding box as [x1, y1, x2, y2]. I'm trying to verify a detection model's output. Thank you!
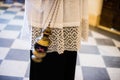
[30, 50, 77, 80]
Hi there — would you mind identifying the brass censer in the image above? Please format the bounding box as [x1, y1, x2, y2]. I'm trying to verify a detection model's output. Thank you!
[31, 0, 60, 62]
[32, 24, 51, 62]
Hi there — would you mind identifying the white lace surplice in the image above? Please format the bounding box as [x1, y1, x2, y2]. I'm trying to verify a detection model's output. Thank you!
[21, 0, 89, 54]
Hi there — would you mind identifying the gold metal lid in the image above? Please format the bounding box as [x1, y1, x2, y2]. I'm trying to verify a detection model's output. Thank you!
[43, 27, 51, 35]
[37, 38, 51, 47]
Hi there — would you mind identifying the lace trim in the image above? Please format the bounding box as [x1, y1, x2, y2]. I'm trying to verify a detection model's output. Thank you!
[32, 26, 82, 54]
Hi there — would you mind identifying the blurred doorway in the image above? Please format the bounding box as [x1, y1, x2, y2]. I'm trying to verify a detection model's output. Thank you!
[100, 0, 120, 31]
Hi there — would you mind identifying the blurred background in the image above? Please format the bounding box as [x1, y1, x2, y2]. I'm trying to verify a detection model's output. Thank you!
[0, 0, 120, 80]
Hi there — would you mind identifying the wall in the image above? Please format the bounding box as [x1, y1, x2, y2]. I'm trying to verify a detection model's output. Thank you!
[88, 0, 103, 26]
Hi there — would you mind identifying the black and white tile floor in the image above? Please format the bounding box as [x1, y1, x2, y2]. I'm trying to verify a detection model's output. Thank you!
[0, 2, 120, 80]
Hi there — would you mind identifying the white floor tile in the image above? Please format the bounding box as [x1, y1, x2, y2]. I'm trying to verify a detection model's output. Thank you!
[0, 24, 6, 30]
[81, 37, 97, 45]
[0, 47, 10, 59]
[0, 10, 5, 15]
[75, 66, 83, 80]
[107, 68, 120, 80]
[0, 60, 28, 77]
[79, 54, 105, 67]
[16, 12, 24, 16]
[11, 39, 31, 50]
[98, 46, 120, 57]
[112, 39, 120, 47]
[92, 31, 109, 39]
[13, 2, 23, 6]
[7, 8, 21, 12]
[23, 77, 29, 80]
[0, 14, 15, 19]
[8, 19, 23, 26]
[0, 30, 20, 39]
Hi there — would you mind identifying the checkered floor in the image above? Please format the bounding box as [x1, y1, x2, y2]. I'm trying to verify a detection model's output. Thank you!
[0, 2, 120, 80]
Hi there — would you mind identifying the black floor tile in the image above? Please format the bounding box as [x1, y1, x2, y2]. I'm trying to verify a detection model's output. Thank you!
[118, 47, 120, 51]
[0, 60, 2, 64]
[96, 38, 115, 46]
[0, 75, 23, 80]
[0, 38, 14, 47]
[0, 6, 8, 10]
[82, 66, 110, 80]
[11, 5, 23, 8]
[14, 16, 24, 19]
[79, 45, 100, 54]
[4, 11, 17, 14]
[21, 8, 24, 11]
[103, 56, 120, 68]
[5, 49, 30, 61]
[0, 18, 9, 24]
[4, 25, 22, 31]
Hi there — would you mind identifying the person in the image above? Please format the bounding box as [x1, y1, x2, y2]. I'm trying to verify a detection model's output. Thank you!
[21, 0, 89, 80]
[21, 0, 89, 54]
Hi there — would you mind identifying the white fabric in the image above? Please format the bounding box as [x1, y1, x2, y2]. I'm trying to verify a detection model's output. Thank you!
[21, 0, 89, 54]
